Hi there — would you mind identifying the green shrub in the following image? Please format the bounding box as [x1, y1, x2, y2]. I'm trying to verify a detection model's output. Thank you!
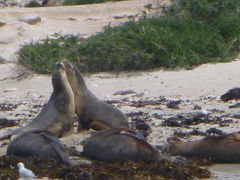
[24, 0, 42, 7]
[18, 0, 240, 73]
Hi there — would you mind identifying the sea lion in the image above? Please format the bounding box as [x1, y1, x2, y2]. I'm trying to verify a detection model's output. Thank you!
[221, 88, 240, 102]
[63, 60, 129, 131]
[7, 130, 72, 165]
[168, 132, 240, 163]
[0, 62, 75, 141]
[83, 128, 159, 163]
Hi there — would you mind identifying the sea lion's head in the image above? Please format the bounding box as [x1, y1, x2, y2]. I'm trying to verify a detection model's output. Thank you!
[63, 60, 87, 92]
[52, 62, 68, 94]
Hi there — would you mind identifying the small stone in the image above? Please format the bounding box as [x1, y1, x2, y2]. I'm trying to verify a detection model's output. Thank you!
[90, 84, 98, 87]
[0, 56, 7, 64]
[18, 16, 41, 25]
[0, 21, 6, 27]
[3, 88, 17, 93]
[114, 90, 136, 95]
[166, 100, 181, 109]
[68, 17, 76, 21]
[114, 15, 126, 19]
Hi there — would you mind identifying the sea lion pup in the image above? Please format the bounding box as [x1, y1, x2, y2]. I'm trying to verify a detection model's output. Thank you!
[82, 128, 159, 163]
[7, 130, 72, 165]
[62, 60, 129, 131]
[0, 62, 75, 141]
[168, 132, 240, 163]
[221, 88, 240, 102]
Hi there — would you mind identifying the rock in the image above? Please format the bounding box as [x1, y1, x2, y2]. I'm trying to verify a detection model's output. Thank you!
[68, 17, 76, 21]
[229, 102, 240, 109]
[18, 16, 41, 25]
[0, 56, 7, 64]
[114, 90, 136, 95]
[0, 21, 6, 27]
[166, 100, 181, 109]
[0, 0, 7, 7]
[0, 118, 19, 129]
[3, 88, 17, 93]
[221, 88, 240, 102]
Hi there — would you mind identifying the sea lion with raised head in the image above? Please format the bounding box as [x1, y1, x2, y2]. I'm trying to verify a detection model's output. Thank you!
[168, 132, 240, 163]
[83, 128, 159, 163]
[0, 62, 75, 141]
[7, 130, 72, 165]
[63, 60, 129, 131]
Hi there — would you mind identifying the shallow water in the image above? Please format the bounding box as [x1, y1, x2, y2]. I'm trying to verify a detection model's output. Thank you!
[207, 164, 240, 180]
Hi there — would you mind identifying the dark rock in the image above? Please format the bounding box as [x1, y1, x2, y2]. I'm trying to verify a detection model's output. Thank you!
[0, 118, 19, 128]
[166, 100, 181, 109]
[193, 104, 201, 110]
[229, 102, 240, 109]
[0, 21, 6, 27]
[0, 56, 7, 64]
[206, 128, 224, 136]
[221, 88, 240, 102]
[114, 90, 136, 95]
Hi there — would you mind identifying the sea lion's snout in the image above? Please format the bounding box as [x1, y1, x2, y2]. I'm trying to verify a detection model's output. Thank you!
[56, 62, 65, 70]
[62, 60, 73, 69]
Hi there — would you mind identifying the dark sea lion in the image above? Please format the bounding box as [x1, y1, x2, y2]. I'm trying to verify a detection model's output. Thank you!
[63, 60, 129, 131]
[7, 130, 71, 165]
[221, 88, 240, 102]
[0, 62, 75, 141]
[168, 132, 240, 163]
[82, 128, 159, 163]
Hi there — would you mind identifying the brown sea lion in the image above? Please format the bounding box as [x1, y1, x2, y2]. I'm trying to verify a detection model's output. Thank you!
[82, 128, 159, 163]
[63, 60, 129, 131]
[168, 132, 240, 163]
[221, 88, 240, 102]
[0, 62, 75, 141]
[7, 130, 72, 165]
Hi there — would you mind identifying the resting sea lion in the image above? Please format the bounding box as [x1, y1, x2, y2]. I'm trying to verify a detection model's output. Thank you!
[7, 130, 72, 165]
[83, 128, 159, 163]
[168, 132, 240, 163]
[63, 60, 129, 131]
[0, 62, 75, 141]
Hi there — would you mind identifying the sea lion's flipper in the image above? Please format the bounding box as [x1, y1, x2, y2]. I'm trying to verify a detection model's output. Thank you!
[90, 120, 112, 131]
[52, 143, 73, 165]
[41, 133, 65, 149]
[41, 132, 72, 165]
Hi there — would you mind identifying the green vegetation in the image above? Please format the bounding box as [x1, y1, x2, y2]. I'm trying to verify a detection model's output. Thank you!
[24, 1, 41, 7]
[19, 0, 240, 73]
[63, 0, 122, 6]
